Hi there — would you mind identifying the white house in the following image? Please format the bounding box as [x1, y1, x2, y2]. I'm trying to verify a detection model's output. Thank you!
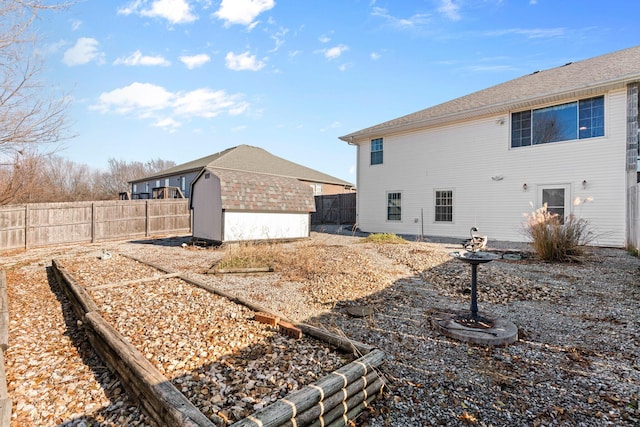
[339, 46, 640, 248]
[190, 167, 316, 242]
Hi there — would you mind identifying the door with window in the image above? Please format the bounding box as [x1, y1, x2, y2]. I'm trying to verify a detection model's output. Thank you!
[538, 185, 570, 221]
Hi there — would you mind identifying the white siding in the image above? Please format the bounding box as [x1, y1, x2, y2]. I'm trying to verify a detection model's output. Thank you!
[191, 173, 223, 241]
[223, 212, 310, 241]
[356, 89, 628, 247]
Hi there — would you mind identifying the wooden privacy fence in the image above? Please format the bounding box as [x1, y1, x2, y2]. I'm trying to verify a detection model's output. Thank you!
[0, 199, 191, 251]
[311, 193, 356, 225]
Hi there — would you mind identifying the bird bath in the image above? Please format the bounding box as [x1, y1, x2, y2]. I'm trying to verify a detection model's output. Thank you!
[449, 251, 500, 328]
[430, 249, 518, 346]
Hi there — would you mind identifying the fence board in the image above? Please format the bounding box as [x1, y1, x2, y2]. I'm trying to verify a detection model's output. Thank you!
[311, 193, 356, 225]
[0, 200, 191, 251]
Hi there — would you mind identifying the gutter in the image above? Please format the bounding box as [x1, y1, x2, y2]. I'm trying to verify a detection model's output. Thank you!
[339, 74, 640, 143]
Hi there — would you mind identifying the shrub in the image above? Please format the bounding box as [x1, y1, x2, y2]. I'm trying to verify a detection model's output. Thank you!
[523, 203, 594, 262]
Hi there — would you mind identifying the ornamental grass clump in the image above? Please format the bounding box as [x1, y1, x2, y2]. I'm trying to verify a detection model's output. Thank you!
[523, 201, 594, 262]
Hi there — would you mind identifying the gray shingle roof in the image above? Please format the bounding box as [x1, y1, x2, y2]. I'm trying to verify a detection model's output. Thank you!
[340, 45, 640, 142]
[206, 168, 316, 212]
[133, 145, 353, 187]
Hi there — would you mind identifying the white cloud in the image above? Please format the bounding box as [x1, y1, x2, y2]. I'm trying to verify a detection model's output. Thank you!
[322, 44, 348, 60]
[370, 52, 381, 60]
[438, 0, 461, 21]
[92, 82, 174, 114]
[154, 117, 181, 131]
[483, 28, 566, 39]
[113, 50, 171, 66]
[70, 19, 82, 31]
[179, 53, 211, 69]
[269, 27, 288, 53]
[225, 51, 266, 71]
[62, 37, 104, 66]
[91, 82, 249, 127]
[214, 0, 275, 27]
[371, 7, 431, 29]
[118, 0, 197, 24]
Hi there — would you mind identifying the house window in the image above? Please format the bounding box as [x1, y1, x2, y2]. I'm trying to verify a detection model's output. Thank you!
[511, 96, 604, 147]
[164, 178, 170, 187]
[180, 176, 186, 191]
[310, 183, 323, 196]
[155, 180, 160, 187]
[387, 192, 401, 221]
[145, 183, 149, 192]
[133, 184, 137, 193]
[540, 186, 569, 222]
[435, 190, 453, 222]
[371, 138, 383, 165]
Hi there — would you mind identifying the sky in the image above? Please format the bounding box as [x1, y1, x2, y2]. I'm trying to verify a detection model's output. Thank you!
[34, 0, 640, 184]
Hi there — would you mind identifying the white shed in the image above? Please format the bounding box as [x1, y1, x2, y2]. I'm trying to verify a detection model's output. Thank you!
[190, 167, 316, 242]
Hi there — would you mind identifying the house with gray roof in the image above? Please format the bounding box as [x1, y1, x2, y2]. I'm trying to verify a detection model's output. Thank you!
[340, 46, 640, 248]
[128, 144, 354, 199]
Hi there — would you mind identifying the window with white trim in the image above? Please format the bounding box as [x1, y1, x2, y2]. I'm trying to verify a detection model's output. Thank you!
[511, 96, 604, 147]
[310, 183, 323, 196]
[539, 185, 569, 222]
[371, 138, 383, 165]
[435, 190, 453, 222]
[387, 192, 401, 221]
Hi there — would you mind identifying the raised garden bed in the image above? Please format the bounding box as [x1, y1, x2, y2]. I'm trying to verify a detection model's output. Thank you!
[52, 253, 385, 426]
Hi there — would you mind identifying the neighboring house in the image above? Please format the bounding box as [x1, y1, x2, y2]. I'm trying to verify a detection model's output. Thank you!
[129, 145, 355, 199]
[190, 168, 315, 242]
[339, 46, 640, 248]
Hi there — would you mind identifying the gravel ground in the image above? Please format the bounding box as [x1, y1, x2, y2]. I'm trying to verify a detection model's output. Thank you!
[3, 231, 640, 426]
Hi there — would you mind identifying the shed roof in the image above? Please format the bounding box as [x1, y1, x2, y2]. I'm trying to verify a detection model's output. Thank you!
[132, 144, 353, 187]
[340, 45, 640, 142]
[200, 167, 316, 212]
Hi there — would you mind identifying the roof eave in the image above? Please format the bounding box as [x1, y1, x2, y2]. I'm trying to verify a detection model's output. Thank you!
[340, 75, 639, 143]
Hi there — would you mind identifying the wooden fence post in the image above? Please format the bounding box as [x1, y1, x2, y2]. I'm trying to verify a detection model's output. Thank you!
[91, 203, 96, 243]
[145, 200, 150, 237]
[24, 205, 29, 250]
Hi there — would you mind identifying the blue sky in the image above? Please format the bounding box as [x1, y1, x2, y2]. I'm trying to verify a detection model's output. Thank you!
[37, 0, 640, 183]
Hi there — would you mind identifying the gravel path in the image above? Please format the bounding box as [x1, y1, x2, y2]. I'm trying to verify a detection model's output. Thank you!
[3, 232, 640, 426]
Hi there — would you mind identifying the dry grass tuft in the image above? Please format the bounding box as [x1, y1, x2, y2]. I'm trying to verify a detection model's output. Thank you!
[361, 233, 407, 244]
[523, 203, 594, 262]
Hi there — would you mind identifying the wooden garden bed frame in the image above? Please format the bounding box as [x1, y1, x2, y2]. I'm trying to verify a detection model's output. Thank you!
[51, 255, 386, 427]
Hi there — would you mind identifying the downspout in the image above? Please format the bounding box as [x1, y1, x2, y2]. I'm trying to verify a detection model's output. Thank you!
[347, 137, 359, 230]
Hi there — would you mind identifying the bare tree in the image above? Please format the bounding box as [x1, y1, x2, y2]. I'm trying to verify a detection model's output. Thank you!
[0, 1, 73, 203]
[0, 150, 45, 205]
[96, 158, 176, 198]
[40, 155, 97, 201]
